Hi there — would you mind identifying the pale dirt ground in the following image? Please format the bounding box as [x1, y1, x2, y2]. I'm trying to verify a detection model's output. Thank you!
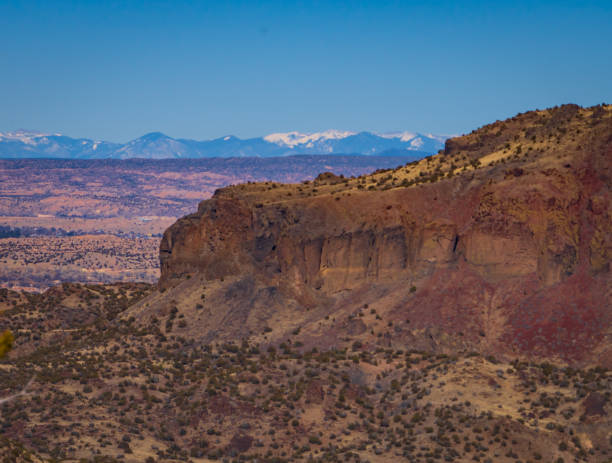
[0, 215, 176, 235]
[0, 234, 161, 291]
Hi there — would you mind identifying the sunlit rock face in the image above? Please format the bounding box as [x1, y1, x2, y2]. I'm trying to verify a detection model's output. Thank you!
[141, 105, 612, 367]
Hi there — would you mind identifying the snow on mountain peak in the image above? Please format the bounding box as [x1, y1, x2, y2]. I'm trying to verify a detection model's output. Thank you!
[264, 130, 357, 147]
[380, 131, 417, 142]
[263, 129, 439, 148]
[0, 130, 61, 145]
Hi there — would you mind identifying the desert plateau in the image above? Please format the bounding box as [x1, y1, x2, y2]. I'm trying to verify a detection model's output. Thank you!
[2, 2, 611, 461]
[1, 104, 610, 462]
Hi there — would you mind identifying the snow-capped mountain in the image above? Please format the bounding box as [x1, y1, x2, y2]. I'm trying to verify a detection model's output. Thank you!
[263, 130, 357, 148]
[0, 129, 447, 159]
[0, 130, 119, 159]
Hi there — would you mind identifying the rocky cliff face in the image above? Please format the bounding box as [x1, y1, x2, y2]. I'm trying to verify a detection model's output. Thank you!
[129, 104, 612, 367]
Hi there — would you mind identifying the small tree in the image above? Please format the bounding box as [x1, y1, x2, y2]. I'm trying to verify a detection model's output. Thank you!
[0, 330, 13, 358]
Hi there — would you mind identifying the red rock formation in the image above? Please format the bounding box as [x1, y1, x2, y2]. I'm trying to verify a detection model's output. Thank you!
[132, 104, 612, 367]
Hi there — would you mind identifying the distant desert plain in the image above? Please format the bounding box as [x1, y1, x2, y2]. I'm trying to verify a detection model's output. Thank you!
[0, 155, 418, 291]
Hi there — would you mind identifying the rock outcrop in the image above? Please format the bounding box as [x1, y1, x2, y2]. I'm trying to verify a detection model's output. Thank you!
[128, 104, 612, 367]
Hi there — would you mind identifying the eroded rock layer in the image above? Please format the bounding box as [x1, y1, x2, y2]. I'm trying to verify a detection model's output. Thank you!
[130, 104, 612, 367]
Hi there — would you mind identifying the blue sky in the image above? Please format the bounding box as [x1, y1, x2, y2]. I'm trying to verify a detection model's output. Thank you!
[1, 0, 611, 142]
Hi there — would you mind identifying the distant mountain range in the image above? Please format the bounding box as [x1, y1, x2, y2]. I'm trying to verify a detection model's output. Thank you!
[0, 129, 447, 159]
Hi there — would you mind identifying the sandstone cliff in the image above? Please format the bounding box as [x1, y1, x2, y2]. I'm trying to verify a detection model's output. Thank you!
[128, 104, 612, 367]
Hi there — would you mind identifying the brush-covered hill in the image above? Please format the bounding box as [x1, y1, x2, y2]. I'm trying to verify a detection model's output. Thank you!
[2, 281, 609, 462]
[129, 103, 612, 368]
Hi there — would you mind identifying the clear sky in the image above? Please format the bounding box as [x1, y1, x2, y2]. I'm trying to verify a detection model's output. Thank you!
[1, 0, 611, 142]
